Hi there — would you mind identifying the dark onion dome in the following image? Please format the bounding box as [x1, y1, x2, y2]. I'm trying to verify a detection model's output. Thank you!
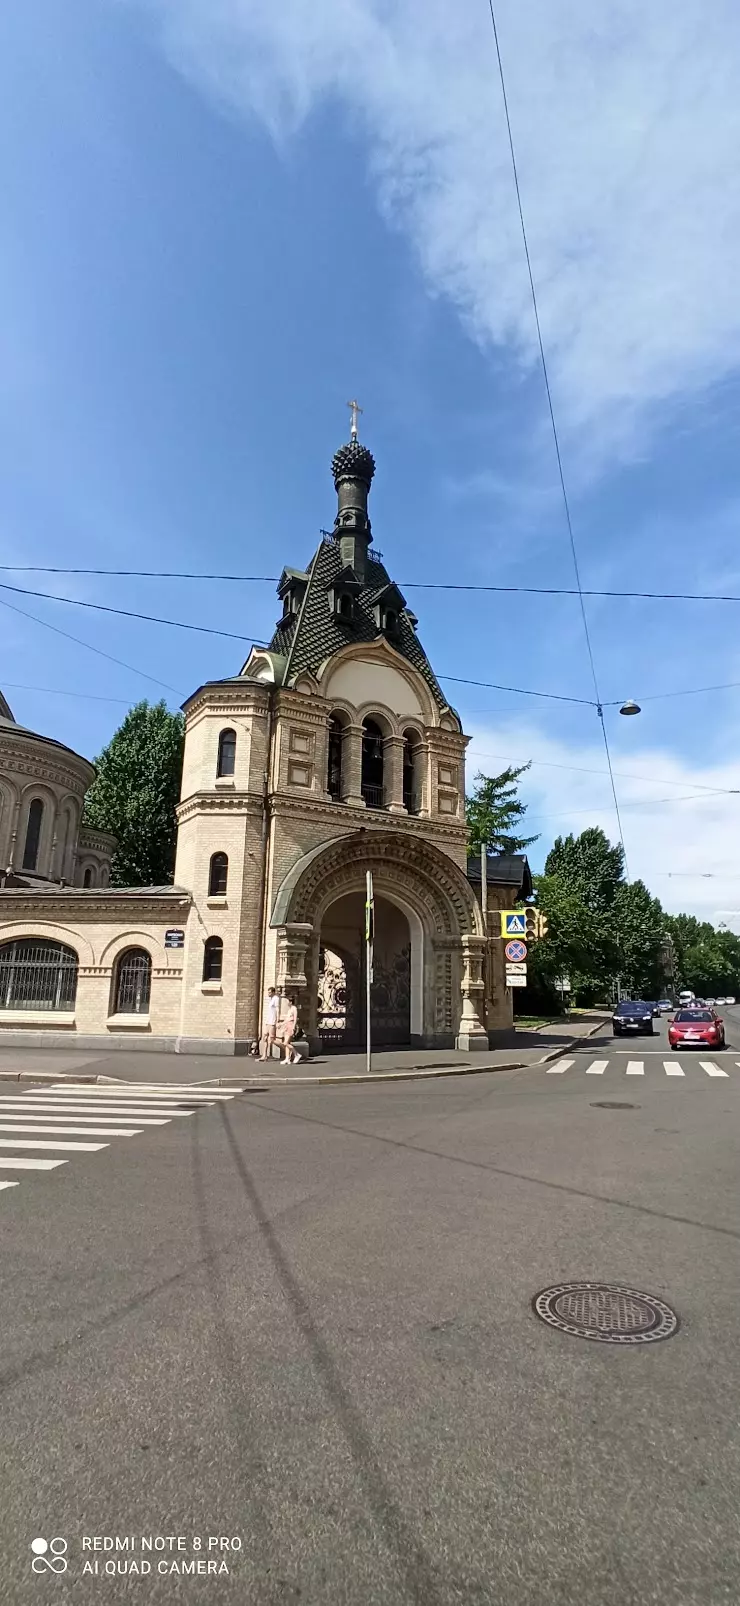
[331, 438, 376, 487]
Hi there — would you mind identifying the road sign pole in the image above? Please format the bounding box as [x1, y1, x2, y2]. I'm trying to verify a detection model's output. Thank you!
[365, 870, 374, 1076]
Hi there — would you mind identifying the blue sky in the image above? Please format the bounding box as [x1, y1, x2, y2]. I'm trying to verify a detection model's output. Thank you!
[2, 0, 740, 921]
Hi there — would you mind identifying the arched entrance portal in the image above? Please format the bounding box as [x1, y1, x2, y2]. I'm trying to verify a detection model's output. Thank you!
[318, 891, 412, 1050]
[270, 831, 488, 1053]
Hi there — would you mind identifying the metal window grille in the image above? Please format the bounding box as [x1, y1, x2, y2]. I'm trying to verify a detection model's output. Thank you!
[217, 729, 236, 777]
[209, 854, 228, 896]
[0, 939, 78, 1011]
[114, 949, 152, 1014]
[361, 783, 385, 810]
[203, 938, 223, 982]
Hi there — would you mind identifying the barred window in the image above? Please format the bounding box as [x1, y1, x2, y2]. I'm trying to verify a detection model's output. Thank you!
[113, 948, 152, 1015]
[22, 799, 44, 871]
[209, 853, 228, 896]
[0, 939, 78, 1011]
[203, 937, 223, 982]
[217, 728, 236, 778]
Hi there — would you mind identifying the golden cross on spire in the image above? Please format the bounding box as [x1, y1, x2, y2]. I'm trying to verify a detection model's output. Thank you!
[347, 398, 363, 440]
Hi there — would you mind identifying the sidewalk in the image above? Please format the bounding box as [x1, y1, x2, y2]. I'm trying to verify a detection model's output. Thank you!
[0, 1013, 609, 1088]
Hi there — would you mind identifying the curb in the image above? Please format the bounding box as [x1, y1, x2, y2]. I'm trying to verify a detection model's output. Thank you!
[0, 1023, 609, 1090]
[536, 1017, 610, 1064]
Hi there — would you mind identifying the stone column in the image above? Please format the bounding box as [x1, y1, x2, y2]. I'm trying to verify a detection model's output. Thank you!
[455, 934, 489, 1051]
[413, 741, 430, 816]
[383, 735, 406, 814]
[275, 921, 313, 1057]
[341, 724, 365, 807]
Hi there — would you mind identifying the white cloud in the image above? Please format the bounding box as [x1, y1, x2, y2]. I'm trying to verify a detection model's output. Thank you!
[466, 718, 740, 923]
[139, 0, 740, 444]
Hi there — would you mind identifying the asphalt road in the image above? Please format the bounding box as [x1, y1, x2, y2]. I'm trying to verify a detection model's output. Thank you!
[0, 1014, 738, 1606]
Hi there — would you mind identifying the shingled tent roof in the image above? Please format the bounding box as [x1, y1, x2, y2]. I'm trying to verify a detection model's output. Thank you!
[266, 536, 448, 710]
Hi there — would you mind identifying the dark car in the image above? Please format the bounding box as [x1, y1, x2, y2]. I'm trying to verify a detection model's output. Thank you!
[612, 1000, 655, 1036]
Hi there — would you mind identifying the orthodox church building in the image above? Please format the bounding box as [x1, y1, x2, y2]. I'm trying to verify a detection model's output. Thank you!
[0, 423, 530, 1054]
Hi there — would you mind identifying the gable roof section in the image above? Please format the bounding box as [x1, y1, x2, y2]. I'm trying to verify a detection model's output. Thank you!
[270, 538, 448, 708]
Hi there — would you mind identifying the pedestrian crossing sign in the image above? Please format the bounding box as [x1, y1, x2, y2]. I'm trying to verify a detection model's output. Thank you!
[500, 911, 526, 937]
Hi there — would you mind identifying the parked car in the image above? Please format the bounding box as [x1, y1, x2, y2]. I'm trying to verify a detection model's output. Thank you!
[668, 1009, 725, 1050]
[705, 997, 716, 1006]
[612, 1000, 655, 1036]
[656, 999, 673, 1013]
[726, 997, 736, 1006]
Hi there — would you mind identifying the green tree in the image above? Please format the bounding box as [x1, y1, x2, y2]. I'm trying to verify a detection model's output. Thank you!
[544, 827, 624, 913]
[466, 765, 539, 856]
[84, 701, 185, 887]
[612, 879, 665, 998]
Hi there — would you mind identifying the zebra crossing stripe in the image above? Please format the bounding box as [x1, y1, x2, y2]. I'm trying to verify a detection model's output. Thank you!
[0, 1137, 107, 1152]
[546, 1059, 573, 1073]
[0, 1157, 67, 1170]
[0, 1105, 169, 1124]
[46, 1086, 233, 1100]
[700, 1061, 728, 1078]
[585, 1060, 608, 1074]
[0, 1180, 19, 1190]
[663, 1062, 685, 1076]
[0, 1101, 189, 1117]
[0, 1123, 139, 1138]
[626, 1061, 644, 1075]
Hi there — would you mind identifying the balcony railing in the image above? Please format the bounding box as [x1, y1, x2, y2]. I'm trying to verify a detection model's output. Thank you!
[361, 783, 385, 810]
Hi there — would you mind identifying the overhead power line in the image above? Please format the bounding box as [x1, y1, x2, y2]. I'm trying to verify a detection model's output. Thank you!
[0, 594, 182, 698]
[484, 0, 628, 875]
[4, 564, 740, 606]
[467, 746, 740, 797]
[0, 580, 266, 646]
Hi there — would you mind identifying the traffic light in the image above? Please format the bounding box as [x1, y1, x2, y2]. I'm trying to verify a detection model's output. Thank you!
[525, 907, 538, 942]
[537, 911, 549, 940]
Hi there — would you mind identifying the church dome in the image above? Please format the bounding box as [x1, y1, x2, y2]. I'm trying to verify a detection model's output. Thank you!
[331, 439, 376, 487]
[0, 689, 14, 722]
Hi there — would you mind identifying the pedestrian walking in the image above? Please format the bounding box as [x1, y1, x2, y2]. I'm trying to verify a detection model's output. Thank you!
[259, 986, 279, 1061]
[281, 995, 299, 1065]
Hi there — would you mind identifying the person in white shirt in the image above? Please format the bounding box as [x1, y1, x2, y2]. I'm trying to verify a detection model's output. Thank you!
[259, 987, 279, 1061]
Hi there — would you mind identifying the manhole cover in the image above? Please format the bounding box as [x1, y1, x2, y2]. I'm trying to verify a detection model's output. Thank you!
[533, 1282, 678, 1344]
[590, 1101, 637, 1109]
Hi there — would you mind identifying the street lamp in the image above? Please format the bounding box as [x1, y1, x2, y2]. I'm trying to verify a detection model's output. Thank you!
[619, 699, 641, 716]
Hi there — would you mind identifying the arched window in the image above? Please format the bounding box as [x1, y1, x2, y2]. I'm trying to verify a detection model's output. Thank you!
[402, 729, 422, 815]
[83, 867, 94, 888]
[217, 728, 236, 778]
[113, 948, 152, 1015]
[361, 719, 385, 809]
[327, 716, 344, 801]
[209, 852, 228, 896]
[0, 938, 78, 1011]
[203, 936, 223, 982]
[22, 799, 44, 871]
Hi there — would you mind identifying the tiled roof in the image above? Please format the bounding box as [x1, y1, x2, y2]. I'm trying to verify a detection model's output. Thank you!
[270, 537, 448, 708]
[466, 854, 533, 899]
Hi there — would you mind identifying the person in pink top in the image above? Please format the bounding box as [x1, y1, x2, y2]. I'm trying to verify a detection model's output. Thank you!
[281, 995, 299, 1064]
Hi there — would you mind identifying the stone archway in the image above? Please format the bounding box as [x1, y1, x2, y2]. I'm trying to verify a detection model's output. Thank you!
[318, 890, 412, 1050]
[270, 831, 488, 1052]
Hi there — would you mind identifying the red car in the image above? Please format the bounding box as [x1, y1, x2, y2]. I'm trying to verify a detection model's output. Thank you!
[668, 1008, 726, 1050]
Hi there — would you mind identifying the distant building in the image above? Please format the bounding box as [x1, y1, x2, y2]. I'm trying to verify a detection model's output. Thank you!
[0, 424, 529, 1052]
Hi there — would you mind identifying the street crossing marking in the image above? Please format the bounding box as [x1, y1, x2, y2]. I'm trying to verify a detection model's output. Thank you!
[0, 1157, 66, 1170]
[0, 1123, 140, 1138]
[541, 1058, 738, 1080]
[0, 1106, 170, 1124]
[0, 1137, 107, 1152]
[0, 1083, 239, 1200]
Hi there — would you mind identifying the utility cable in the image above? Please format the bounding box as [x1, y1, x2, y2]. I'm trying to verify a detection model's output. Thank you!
[485, 0, 629, 874]
[0, 593, 182, 698]
[5, 565, 740, 607]
[0, 580, 266, 645]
